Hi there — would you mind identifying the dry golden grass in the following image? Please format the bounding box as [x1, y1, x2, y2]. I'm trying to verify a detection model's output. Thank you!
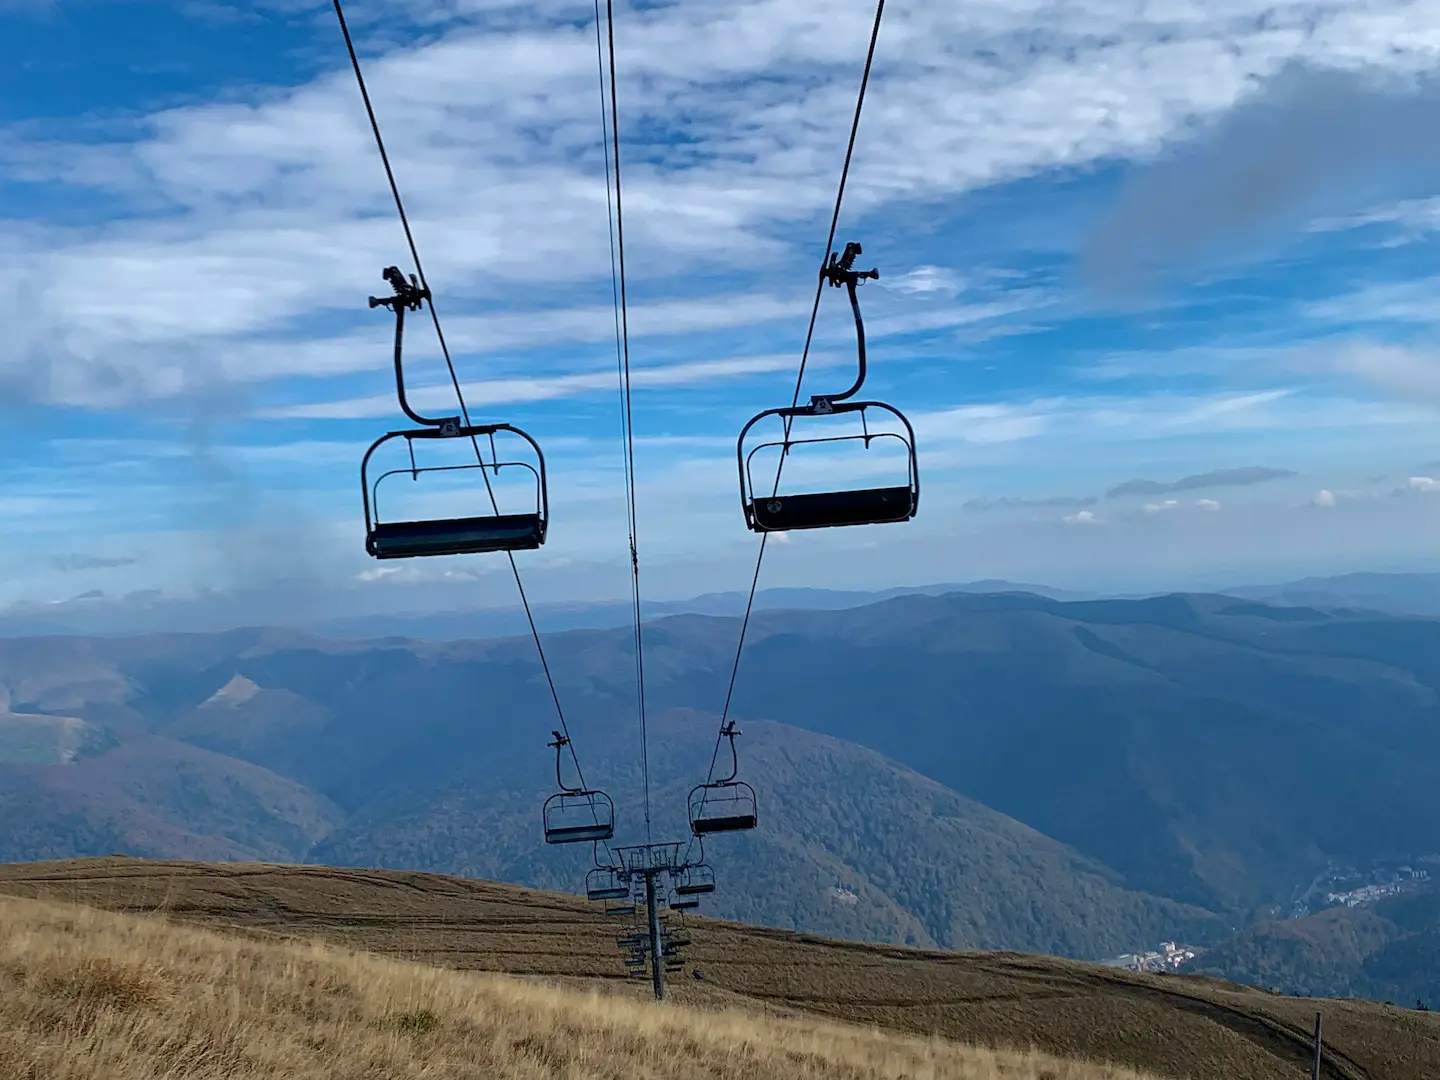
[4, 858, 1438, 1080]
[0, 893, 1156, 1080]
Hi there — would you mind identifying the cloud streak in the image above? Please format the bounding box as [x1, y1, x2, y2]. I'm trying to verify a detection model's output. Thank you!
[1106, 466, 1297, 499]
[964, 494, 1098, 512]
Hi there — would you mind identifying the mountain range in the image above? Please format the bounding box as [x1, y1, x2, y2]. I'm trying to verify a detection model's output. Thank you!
[0, 587, 1436, 1002]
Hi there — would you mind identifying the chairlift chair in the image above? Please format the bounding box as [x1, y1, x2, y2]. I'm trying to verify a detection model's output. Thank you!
[359, 266, 550, 559]
[586, 867, 630, 902]
[674, 863, 716, 896]
[737, 242, 919, 533]
[688, 722, 758, 835]
[542, 732, 615, 845]
[671, 899, 700, 911]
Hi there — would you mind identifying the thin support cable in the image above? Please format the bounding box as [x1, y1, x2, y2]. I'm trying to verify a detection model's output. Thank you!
[695, 0, 887, 802]
[601, 0, 653, 843]
[333, 0, 598, 809]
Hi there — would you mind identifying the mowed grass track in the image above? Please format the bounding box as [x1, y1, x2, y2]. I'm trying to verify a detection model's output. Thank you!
[1, 857, 1436, 1080]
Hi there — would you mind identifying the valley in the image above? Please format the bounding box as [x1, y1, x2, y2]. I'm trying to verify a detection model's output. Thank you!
[0, 588, 1436, 1002]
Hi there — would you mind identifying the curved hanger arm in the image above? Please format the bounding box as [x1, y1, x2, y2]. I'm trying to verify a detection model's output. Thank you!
[548, 730, 583, 794]
[718, 721, 742, 785]
[369, 265, 462, 430]
[682, 837, 707, 871]
[813, 241, 879, 408]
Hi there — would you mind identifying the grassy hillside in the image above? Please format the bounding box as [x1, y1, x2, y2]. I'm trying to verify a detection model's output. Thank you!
[0, 732, 343, 864]
[2, 858, 1438, 1080]
[0, 892, 1152, 1080]
[0, 711, 110, 764]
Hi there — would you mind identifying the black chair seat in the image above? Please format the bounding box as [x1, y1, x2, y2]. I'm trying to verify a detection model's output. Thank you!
[674, 881, 715, 896]
[588, 886, 629, 901]
[544, 822, 615, 844]
[751, 486, 913, 531]
[672, 900, 699, 910]
[368, 513, 544, 558]
[691, 813, 757, 834]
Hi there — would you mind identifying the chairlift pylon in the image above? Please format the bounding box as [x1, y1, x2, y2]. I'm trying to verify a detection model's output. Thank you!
[688, 722, 757, 835]
[737, 242, 919, 532]
[542, 731, 615, 845]
[359, 266, 550, 558]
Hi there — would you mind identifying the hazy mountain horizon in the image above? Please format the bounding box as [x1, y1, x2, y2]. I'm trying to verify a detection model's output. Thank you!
[10, 567, 1440, 641]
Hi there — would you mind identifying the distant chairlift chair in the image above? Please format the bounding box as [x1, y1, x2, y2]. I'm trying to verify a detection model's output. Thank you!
[542, 731, 615, 845]
[586, 866, 630, 902]
[673, 862, 716, 897]
[737, 242, 918, 533]
[359, 266, 550, 559]
[687, 722, 758, 835]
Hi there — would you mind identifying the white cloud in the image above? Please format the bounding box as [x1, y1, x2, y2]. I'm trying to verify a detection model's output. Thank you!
[1195, 498, 1221, 511]
[1322, 340, 1440, 402]
[1064, 509, 1099, 525]
[1408, 476, 1440, 492]
[1144, 499, 1180, 514]
[1311, 195, 1440, 242]
[1314, 488, 1337, 507]
[2, 0, 1437, 410]
[881, 265, 964, 296]
[260, 350, 835, 419]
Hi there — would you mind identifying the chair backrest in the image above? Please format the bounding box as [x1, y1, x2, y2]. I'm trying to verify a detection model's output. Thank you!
[736, 401, 919, 534]
[688, 780, 757, 835]
[542, 790, 615, 844]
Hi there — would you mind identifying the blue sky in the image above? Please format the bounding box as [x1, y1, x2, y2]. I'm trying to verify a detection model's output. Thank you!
[4, 0, 1440, 622]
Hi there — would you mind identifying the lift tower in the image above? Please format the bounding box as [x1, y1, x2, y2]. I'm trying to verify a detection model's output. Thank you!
[609, 843, 685, 1000]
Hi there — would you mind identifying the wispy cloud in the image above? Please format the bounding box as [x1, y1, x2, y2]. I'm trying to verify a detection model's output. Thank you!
[259, 352, 833, 419]
[1107, 466, 1297, 499]
[964, 494, 1097, 512]
[49, 552, 143, 572]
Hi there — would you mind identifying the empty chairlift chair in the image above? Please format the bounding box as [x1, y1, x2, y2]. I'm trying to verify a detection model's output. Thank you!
[688, 722, 758, 836]
[358, 266, 550, 559]
[737, 242, 919, 533]
[673, 863, 716, 897]
[586, 866, 630, 902]
[542, 731, 615, 845]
